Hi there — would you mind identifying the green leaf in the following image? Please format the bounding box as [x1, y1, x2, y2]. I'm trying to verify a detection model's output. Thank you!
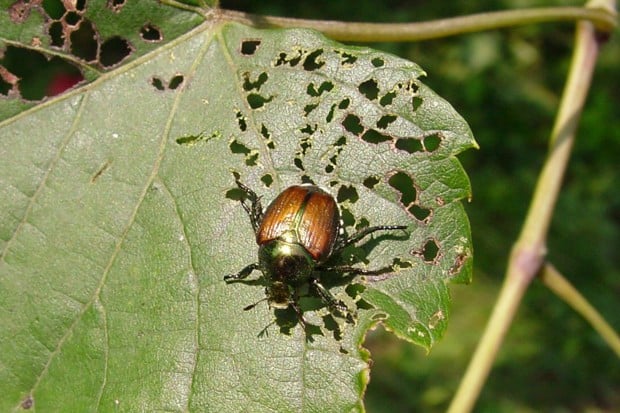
[0, 18, 476, 413]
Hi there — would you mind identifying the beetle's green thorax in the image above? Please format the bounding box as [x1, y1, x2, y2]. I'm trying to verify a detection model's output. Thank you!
[259, 239, 315, 283]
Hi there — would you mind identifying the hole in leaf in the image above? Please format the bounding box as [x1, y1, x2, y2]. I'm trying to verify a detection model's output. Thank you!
[151, 77, 165, 91]
[299, 136, 311, 155]
[107, 0, 125, 12]
[306, 81, 333, 97]
[43, 0, 65, 19]
[260, 124, 275, 149]
[294, 157, 304, 171]
[412, 96, 423, 111]
[0, 74, 12, 96]
[176, 131, 218, 146]
[395, 138, 423, 154]
[300, 124, 316, 135]
[356, 298, 374, 310]
[275, 51, 302, 67]
[334, 136, 347, 147]
[48, 21, 64, 47]
[168, 74, 184, 90]
[229, 139, 251, 156]
[422, 239, 440, 262]
[363, 176, 380, 189]
[388, 172, 417, 207]
[355, 217, 370, 231]
[379, 91, 396, 107]
[235, 111, 247, 131]
[404, 80, 419, 93]
[304, 103, 318, 116]
[301, 175, 313, 184]
[100, 36, 132, 68]
[338, 98, 350, 109]
[342, 114, 363, 136]
[74, 0, 86, 12]
[70, 19, 98, 62]
[325, 164, 334, 173]
[340, 207, 355, 227]
[424, 133, 442, 151]
[247, 93, 273, 109]
[47, 71, 83, 96]
[0, 46, 82, 100]
[140, 23, 162, 42]
[243, 71, 268, 91]
[337, 51, 357, 65]
[261, 174, 273, 187]
[64, 10, 80, 26]
[376, 114, 397, 129]
[241, 39, 261, 55]
[394, 257, 413, 268]
[361, 129, 391, 144]
[176, 134, 202, 145]
[303, 49, 324, 71]
[246, 153, 258, 166]
[358, 78, 379, 101]
[337, 185, 359, 204]
[225, 186, 244, 201]
[409, 205, 431, 221]
[346, 283, 366, 298]
[325, 104, 337, 122]
[371, 57, 385, 67]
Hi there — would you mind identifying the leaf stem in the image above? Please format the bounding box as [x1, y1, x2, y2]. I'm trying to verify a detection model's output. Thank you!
[219, 7, 616, 42]
[540, 264, 620, 357]
[447, 1, 611, 411]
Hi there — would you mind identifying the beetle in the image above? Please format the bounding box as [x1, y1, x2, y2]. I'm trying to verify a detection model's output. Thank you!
[224, 177, 407, 328]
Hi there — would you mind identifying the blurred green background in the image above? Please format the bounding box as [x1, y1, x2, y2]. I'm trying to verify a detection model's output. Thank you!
[9, 0, 618, 411]
[221, 0, 620, 412]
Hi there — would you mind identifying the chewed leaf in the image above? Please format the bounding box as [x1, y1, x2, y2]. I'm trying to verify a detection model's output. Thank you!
[0, 21, 475, 412]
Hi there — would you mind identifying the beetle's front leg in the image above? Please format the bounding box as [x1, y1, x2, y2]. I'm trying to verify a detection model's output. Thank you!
[224, 262, 260, 282]
[310, 278, 354, 322]
[235, 178, 264, 233]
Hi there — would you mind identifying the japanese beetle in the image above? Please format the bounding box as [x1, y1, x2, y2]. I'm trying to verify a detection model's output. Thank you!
[224, 178, 407, 328]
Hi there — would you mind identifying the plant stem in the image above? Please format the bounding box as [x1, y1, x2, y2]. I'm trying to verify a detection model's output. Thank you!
[219, 7, 616, 42]
[447, 7, 607, 413]
[540, 264, 620, 357]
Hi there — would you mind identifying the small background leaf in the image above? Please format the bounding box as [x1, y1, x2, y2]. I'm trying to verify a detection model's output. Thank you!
[0, 16, 475, 413]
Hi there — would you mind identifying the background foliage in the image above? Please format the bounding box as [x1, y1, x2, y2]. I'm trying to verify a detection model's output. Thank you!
[222, 0, 620, 411]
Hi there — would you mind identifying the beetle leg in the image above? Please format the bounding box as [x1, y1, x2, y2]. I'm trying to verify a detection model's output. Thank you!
[224, 262, 260, 281]
[291, 302, 308, 329]
[334, 225, 407, 252]
[235, 179, 264, 232]
[310, 278, 354, 322]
